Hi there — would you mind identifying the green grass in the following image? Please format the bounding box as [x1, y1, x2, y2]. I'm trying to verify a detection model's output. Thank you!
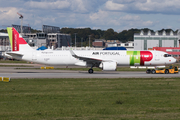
[1, 78, 180, 119]
[0, 65, 33, 67]
[0, 60, 27, 63]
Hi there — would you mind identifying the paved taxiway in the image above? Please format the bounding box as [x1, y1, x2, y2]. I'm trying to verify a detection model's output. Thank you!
[0, 66, 180, 78]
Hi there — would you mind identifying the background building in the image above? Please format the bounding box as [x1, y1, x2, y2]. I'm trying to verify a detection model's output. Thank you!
[92, 39, 106, 48]
[22, 25, 71, 49]
[134, 30, 180, 50]
[47, 33, 71, 49]
[0, 33, 10, 56]
[92, 39, 134, 50]
[12, 24, 31, 33]
[0, 25, 71, 52]
[105, 40, 134, 50]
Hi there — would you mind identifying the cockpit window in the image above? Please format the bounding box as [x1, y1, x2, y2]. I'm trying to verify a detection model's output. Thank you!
[164, 54, 171, 57]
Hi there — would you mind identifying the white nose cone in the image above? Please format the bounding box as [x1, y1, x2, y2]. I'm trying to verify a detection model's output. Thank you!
[171, 58, 176, 64]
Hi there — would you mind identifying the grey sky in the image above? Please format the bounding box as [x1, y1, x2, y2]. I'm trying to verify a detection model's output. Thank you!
[0, 0, 180, 31]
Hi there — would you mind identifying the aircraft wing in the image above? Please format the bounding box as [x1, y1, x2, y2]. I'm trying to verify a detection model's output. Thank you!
[70, 49, 113, 63]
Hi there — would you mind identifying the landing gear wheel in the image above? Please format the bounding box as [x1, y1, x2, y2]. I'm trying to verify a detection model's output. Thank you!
[146, 69, 151, 74]
[88, 69, 94, 74]
[165, 69, 169, 74]
[151, 69, 156, 74]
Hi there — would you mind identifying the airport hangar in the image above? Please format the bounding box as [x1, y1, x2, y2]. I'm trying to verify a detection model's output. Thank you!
[134, 30, 180, 61]
[134, 30, 180, 50]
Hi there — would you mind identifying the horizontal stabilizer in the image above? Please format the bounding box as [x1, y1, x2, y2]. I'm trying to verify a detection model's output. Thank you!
[6, 52, 23, 57]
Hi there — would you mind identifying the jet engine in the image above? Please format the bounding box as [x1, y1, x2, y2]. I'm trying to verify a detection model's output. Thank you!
[99, 62, 117, 71]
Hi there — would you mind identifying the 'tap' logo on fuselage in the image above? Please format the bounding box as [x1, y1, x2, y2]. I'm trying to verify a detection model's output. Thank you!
[127, 51, 153, 66]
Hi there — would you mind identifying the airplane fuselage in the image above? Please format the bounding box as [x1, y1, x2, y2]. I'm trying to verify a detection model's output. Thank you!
[14, 50, 176, 67]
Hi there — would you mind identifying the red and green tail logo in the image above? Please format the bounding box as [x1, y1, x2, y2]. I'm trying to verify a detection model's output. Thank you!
[7, 27, 27, 51]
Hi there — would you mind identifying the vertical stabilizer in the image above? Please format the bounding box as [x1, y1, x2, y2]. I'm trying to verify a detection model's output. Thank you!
[7, 27, 33, 52]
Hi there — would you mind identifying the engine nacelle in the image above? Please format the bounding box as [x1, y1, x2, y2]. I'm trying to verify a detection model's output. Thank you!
[99, 62, 117, 71]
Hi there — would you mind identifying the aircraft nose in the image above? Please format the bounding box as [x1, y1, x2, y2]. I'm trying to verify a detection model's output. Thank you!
[169, 58, 176, 63]
[172, 58, 177, 63]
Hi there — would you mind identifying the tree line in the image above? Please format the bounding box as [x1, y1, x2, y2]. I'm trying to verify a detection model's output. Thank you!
[0, 27, 178, 47]
[60, 28, 178, 46]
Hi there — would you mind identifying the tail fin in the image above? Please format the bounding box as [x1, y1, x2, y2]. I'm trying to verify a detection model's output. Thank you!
[7, 27, 33, 52]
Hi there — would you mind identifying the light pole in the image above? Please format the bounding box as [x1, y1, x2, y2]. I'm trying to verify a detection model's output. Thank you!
[89, 35, 91, 47]
[74, 33, 77, 49]
[81, 37, 83, 47]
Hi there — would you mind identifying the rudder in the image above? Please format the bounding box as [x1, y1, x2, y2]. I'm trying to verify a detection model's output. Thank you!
[7, 27, 32, 52]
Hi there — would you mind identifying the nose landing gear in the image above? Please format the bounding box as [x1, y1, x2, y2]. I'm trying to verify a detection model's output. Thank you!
[88, 68, 94, 74]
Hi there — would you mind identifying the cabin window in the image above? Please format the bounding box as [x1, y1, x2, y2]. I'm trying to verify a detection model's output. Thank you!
[164, 54, 171, 57]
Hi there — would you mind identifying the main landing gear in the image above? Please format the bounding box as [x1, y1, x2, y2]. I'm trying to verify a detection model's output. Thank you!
[88, 64, 96, 74]
[88, 68, 94, 74]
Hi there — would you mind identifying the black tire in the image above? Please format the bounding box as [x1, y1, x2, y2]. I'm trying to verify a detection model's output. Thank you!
[146, 69, 151, 74]
[88, 69, 94, 74]
[151, 69, 156, 74]
[165, 69, 169, 74]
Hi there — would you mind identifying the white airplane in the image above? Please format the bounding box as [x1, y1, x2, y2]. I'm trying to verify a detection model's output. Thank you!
[6, 27, 176, 73]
